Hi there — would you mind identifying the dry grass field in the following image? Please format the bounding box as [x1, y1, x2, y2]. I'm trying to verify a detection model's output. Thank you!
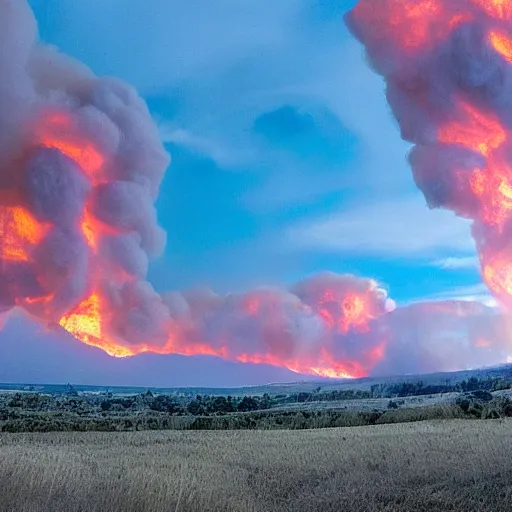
[1, 419, 512, 512]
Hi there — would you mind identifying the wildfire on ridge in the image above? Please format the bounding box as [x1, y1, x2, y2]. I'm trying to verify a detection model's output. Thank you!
[34, 114, 123, 355]
[2, 0, 511, 382]
[28, 113, 389, 379]
[58, 293, 150, 359]
[235, 349, 372, 380]
[0, 0, 395, 382]
[0, 111, 131, 358]
[2, 0, 406, 382]
[308, 345, 386, 380]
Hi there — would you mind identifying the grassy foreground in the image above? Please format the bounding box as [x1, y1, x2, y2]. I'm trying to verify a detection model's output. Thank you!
[1, 419, 512, 512]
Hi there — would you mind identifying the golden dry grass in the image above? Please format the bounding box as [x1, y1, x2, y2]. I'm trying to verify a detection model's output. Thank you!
[1, 419, 512, 512]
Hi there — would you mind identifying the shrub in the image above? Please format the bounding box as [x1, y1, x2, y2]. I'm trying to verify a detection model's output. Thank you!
[100, 401, 112, 411]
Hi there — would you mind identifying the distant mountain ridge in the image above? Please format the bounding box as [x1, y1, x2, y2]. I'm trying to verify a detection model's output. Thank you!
[0, 314, 316, 387]
[2, 313, 511, 390]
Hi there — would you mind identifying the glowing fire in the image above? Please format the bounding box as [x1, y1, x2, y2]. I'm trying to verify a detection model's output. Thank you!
[36, 112, 104, 181]
[471, 0, 512, 21]
[234, 348, 377, 380]
[306, 342, 386, 379]
[0, 206, 47, 262]
[58, 293, 134, 358]
[489, 31, 512, 62]
[81, 212, 98, 250]
[318, 289, 374, 333]
[352, 0, 473, 53]
[438, 102, 506, 157]
[29, 112, 138, 357]
[59, 294, 101, 347]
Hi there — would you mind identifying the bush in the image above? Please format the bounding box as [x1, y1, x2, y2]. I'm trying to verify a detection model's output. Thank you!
[100, 401, 112, 411]
[457, 394, 512, 419]
[458, 399, 470, 412]
[470, 390, 493, 402]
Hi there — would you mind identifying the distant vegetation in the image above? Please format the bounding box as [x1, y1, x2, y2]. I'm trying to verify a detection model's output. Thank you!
[370, 375, 512, 397]
[2, 375, 512, 432]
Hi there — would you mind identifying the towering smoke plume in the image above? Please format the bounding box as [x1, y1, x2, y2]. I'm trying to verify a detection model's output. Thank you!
[0, 0, 510, 381]
[345, 0, 512, 311]
[0, 0, 170, 358]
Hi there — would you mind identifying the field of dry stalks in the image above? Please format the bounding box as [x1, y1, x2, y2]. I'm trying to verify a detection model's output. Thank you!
[1, 419, 512, 512]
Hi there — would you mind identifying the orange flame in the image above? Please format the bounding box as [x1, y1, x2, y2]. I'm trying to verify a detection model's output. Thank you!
[58, 293, 135, 358]
[439, 102, 506, 157]
[36, 112, 104, 182]
[31, 111, 133, 358]
[489, 31, 512, 62]
[352, 0, 472, 53]
[471, 0, 512, 21]
[81, 212, 98, 250]
[33, 112, 137, 356]
[438, 24, 512, 302]
[234, 347, 378, 380]
[318, 289, 374, 333]
[0, 206, 47, 262]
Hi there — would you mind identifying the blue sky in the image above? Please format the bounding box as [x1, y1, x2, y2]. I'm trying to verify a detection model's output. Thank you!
[27, 0, 488, 307]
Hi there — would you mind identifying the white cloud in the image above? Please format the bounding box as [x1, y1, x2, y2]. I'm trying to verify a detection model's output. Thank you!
[286, 194, 475, 257]
[158, 126, 255, 168]
[407, 283, 498, 308]
[431, 256, 479, 270]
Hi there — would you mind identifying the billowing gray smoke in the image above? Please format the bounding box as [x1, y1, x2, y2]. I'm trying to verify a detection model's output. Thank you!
[163, 273, 396, 378]
[345, 1, 512, 310]
[0, 0, 510, 379]
[164, 277, 510, 377]
[374, 300, 510, 375]
[0, 0, 171, 351]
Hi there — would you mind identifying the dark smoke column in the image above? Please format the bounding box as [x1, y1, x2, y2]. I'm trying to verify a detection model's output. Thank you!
[345, 1, 512, 309]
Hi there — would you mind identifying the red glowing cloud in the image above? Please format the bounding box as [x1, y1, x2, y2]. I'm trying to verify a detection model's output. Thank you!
[346, 0, 512, 314]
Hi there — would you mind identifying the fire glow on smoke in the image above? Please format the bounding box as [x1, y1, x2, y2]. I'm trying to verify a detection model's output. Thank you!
[347, 1, 512, 309]
[0, 0, 511, 380]
[1, 108, 394, 377]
